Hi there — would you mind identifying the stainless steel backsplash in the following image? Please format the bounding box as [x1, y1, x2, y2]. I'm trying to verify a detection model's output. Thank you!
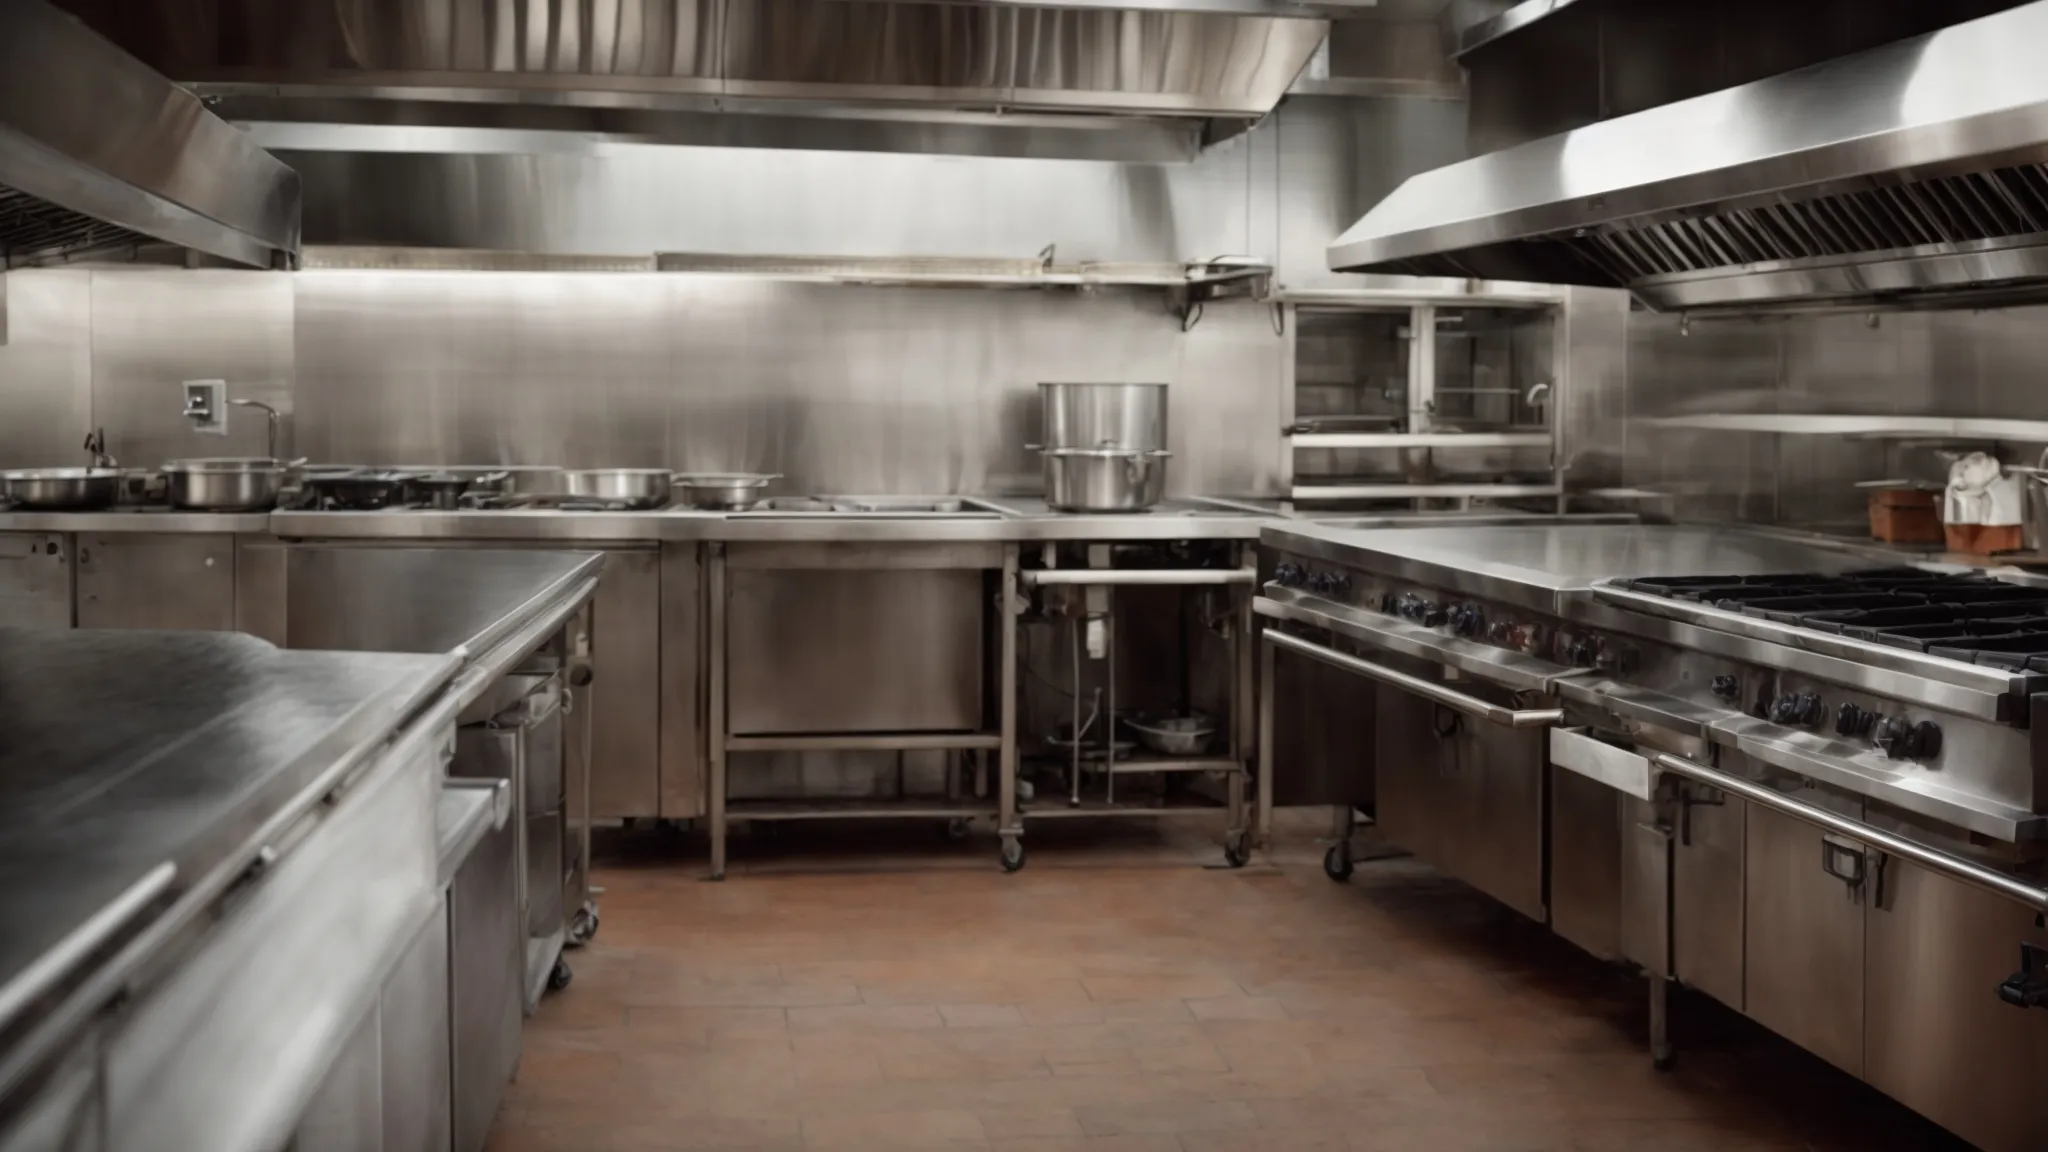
[0, 267, 1285, 494]
[293, 271, 1286, 495]
[1623, 306, 2048, 530]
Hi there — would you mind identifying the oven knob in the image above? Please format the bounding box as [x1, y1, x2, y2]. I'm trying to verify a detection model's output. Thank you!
[1878, 717, 1943, 761]
[1305, 570, 1330, 594]
[1421, 603, 1447, 628]
[1273, 563, 1305, 588]
[1326, 572, 1352, 596]
[1710, 675, 1742, 702]
[1770, 692, 1824, 727]
[1450, 604, 1487, 638]
[1563, 635, 1598, 667]
[1835, 702, 1878, 738]
[1488, 620, 1516, 644]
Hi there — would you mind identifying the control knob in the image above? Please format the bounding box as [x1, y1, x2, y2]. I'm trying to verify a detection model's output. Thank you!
[1562, 635, 1599, 668]
[1709, 674, 1742, 702]
[1449, 603, 1487, 638]
[1306, 570, 1352, 596]
[1876, 715, 1944, 761]
[1421, 602, 1447, 628]
[1273, 562, 1306, 589]
[1769, 691, 1825, 727]
[1835, 702, 1878, 738]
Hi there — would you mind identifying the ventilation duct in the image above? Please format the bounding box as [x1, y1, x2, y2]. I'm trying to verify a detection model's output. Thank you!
[1328, 0, 2048, 311]
[0, 0, 297, 268]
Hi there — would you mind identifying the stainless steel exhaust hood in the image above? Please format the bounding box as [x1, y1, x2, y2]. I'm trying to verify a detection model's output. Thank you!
[1328, 0, 2048, 311]
[70, 0, 1331, 165]
[0, 0, 298, 268]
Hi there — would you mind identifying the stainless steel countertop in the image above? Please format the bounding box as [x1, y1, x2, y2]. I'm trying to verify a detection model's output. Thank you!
[0, 499, 1642, 544]
[0, 628, 456, 1032]
[1262, 523, 1882, 615]
[0, 507, 272, 533]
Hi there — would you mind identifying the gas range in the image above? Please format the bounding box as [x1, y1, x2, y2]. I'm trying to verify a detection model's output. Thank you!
[1256, 523, 2048, 843]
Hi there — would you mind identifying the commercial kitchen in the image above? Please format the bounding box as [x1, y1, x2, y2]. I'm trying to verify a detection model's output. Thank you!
[11, 0, 2048, 1149]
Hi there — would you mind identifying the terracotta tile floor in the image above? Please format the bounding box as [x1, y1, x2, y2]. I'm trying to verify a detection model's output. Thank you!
[487, 813, 1973, 1152]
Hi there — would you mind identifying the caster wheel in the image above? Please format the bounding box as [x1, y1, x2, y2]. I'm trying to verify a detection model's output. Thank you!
[999, 838, 1026, 873]
[944, 817, 973, 841]
[1652, 1050, 1676, 1073]
[567, 902, 600, 948]
[1223, 834, 1250, 869]
[548, 958, 573, 992]
[1323, 844, 1355, 883]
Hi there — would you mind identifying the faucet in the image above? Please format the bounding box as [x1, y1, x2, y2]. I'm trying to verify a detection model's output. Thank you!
[82, 428, 115, 469]
[228, 398, 282, 459]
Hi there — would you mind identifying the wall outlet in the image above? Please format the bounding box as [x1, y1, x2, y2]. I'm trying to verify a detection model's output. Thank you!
[183, 379, 227, 435]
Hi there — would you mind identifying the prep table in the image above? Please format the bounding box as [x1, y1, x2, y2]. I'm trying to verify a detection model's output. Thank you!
[0, 547, 602, 1152]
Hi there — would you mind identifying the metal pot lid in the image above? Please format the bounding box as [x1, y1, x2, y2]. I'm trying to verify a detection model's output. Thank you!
[1040, 447, 1172, 458]
[163, 457, 296, 472]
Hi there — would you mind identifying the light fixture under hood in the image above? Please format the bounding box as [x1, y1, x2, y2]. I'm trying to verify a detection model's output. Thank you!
[1328, 0, 2048, 312]
[0, 0, 298, 268]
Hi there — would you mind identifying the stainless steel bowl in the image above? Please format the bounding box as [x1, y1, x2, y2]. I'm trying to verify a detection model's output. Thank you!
[163, 457, 297, 511]
[562, 468, 675, 509]
[0, 467, 121, 510]
[1125, 714, 1216, 756]
[674, 473, 781, 510]
[1041, 448, 1169, 513]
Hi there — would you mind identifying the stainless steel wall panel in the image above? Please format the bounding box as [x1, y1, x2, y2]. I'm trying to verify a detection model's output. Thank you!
[87, 270, 295, 469]
[0, 271, 91, 468]
[292, 271, 1287, 497]
[723, 0, 1010, 93]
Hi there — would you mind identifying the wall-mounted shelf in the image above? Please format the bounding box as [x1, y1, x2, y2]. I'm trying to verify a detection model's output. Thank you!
[1267, 282, 1563, 311]
[1291, 481, 1563, 501]
[1288, 430, 1554, 450]
[1641, 414, 2048, 441]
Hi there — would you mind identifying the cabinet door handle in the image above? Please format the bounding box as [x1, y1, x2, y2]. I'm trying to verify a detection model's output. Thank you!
[1263, 629, 1562, 728]
[1821, 833, 1867, 893]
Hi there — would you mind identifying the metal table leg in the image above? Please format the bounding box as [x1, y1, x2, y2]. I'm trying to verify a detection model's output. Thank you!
[707, 544, 728, 881]
[1256, 631, 1276, 852]
[1649, 971, 1675, 1071]
[1222, 575, 1251, 867]
[998, 545, 1023, 872]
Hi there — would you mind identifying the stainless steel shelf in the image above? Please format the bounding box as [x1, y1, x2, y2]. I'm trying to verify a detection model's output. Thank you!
[725, 732, 1002, 753]
[1106, 755, 1244, 775]
[1288, 431, 1553, 450]
[1290, 482, 1563, 501]
[1268, 283, 1561, 310]
[1639, 414, 2048, 441]
[725, 800, 995, 821]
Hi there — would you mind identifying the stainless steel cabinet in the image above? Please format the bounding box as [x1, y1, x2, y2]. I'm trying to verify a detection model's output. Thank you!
[0, 532, 72, 628]
[1549, 765, 1623, 960]
[1270, 648, 1376, 808]
[379, 912, 452, 1152]
[449, 810, 521, 1152]
[579, 547, 661, 820]
[1673, 781, 1745, 1009]
[1744, 793, 1868, 1076]
[75, 533, 234, 631]
[1374, 682, 1545, 922]
[1866, 856, 2048, 1152]
[725, 564, 983, 734]
[658, 543, 703, 819]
